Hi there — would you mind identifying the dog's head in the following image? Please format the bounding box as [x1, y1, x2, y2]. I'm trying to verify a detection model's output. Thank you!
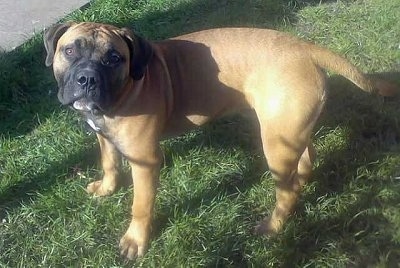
[44, 22, 152, 115]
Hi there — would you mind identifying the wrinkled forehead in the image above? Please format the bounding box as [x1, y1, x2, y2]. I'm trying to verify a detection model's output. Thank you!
[57, 23, 129, 55]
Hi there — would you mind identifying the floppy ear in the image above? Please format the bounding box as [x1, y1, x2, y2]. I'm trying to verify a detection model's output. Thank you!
[120, 28, 153, 80]
[43, 22, 75, 67]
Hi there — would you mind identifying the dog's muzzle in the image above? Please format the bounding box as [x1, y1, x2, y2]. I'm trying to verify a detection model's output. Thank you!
[58, 62, 108, 114]
[72, 68, 100, 111]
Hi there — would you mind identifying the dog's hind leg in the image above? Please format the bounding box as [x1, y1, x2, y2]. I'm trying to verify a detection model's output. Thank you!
[297, 143, 316, 187]
[254, 132, 312, 235]
[248, 63, 325, 235]
[252, 91, 321, 235]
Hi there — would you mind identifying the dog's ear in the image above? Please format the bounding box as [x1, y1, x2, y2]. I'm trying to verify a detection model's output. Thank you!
[120, 28, 153, 80]
[43, 22, 75, 67]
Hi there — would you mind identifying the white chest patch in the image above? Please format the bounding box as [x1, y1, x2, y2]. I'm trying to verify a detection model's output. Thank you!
[87, 119, 101, 132]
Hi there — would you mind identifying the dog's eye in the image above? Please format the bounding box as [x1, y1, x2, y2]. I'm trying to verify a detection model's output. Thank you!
[110, 53, 121, 64]
[65, 47, 75, 56]
[103, 52, 121, 66]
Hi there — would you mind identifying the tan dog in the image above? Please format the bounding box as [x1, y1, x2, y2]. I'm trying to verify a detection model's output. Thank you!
[43, 22, 396, 259]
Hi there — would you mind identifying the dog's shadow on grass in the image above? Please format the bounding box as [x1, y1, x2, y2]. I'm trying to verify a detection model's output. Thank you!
[0, 39, 60, 139]
[0, 137, 99, 215]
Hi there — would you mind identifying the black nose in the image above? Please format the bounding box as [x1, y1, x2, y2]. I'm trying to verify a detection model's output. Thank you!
[76, 71, 97, 91]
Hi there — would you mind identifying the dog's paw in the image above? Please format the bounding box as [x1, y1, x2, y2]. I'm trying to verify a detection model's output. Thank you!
[86, 180, 116, 196]
[254, 216, 281, 236]
[119, 232, 147, 260]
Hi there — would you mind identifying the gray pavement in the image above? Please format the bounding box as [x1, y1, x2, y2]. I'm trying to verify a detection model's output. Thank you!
[0, 0, 89, 51]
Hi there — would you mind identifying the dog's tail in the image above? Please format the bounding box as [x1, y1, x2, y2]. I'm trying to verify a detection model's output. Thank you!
[308, 44, 398, 96]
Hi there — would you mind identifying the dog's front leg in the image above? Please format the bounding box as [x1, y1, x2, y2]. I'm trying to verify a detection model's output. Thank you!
[119, 145, 162, 260]
[87, 133, 122, 196]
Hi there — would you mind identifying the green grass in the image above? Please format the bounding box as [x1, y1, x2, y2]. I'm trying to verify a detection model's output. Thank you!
[1, 0, 400, 266]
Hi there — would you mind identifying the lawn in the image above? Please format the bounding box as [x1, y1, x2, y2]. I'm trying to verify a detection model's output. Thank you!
[1, 0, 400, 266]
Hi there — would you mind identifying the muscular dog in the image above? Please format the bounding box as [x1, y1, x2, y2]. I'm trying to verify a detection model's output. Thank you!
[44, 22, 396, 259]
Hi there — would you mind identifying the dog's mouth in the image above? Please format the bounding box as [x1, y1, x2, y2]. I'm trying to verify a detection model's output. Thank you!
[71, 98, 103, 115]
[72, 98, 93, 111]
